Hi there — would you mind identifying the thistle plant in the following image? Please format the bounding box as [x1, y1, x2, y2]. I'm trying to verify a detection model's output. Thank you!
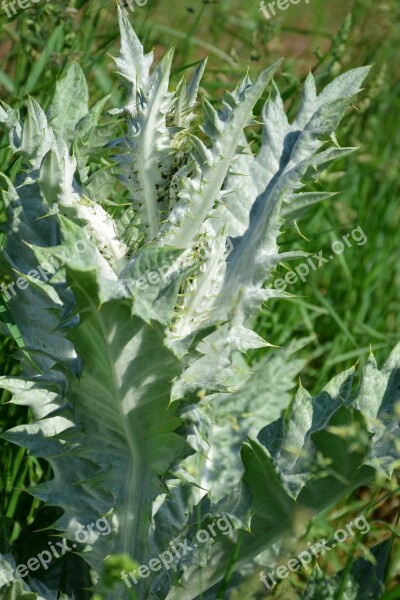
[0, 8, 399, 600]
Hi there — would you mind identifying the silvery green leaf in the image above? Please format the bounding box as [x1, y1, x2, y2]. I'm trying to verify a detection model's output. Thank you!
[160, 61, 282, 249]
[0, 554, 72, 600]
[114, 6, 153, 106]
[111, 11, 184, 242]
[302, 538, 390, 599]
[162, 347, 399, 600]
[354, 344, 400, 476]
[47, 62, 89, 145]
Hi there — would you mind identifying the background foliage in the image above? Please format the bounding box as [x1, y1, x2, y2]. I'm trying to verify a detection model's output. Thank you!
[0, 0, 399, 597]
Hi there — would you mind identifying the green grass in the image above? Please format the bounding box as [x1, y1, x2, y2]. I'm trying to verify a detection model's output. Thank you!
[0, 0, 399, 597]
